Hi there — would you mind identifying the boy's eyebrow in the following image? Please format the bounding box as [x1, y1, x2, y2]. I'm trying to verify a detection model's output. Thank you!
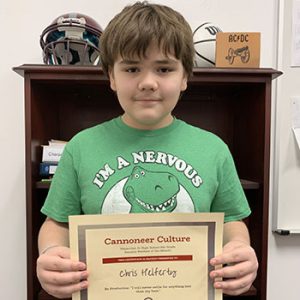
[154, 59, 179, 65]
[118, 59, 140, 65]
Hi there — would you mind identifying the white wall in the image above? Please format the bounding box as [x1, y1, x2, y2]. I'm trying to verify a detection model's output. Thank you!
[267, 0, 300, 299]
[0, 0, 297, 299]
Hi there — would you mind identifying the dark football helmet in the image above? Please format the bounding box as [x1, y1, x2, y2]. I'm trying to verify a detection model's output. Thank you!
[40, 13, 103, 65]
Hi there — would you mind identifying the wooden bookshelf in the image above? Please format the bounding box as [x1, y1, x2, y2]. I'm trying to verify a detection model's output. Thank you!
[14, 64, 281, 300]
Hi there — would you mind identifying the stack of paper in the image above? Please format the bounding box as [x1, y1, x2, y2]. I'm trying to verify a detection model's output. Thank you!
[42, 139, 67, 163]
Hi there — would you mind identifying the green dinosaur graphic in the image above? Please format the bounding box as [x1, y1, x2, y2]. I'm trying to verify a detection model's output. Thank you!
[123, 166, 180, 213]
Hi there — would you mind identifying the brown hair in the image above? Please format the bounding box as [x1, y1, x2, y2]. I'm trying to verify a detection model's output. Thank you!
[100, 1, 194, 77]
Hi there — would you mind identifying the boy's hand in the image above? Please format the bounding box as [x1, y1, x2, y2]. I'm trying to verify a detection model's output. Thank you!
[36, 246, 88, 299]
[209, 240, 258, 296]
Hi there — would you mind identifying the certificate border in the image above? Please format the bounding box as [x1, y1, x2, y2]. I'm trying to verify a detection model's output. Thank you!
[77, 221, 216, 300]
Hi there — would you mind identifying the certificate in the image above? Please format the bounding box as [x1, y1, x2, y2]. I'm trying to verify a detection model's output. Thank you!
[69, 213, 224, 300]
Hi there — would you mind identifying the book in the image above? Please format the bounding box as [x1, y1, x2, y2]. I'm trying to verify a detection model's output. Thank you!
[39, 162, 58, 177]
[41, 140, 67, 162]
[48, 139, 68, 146]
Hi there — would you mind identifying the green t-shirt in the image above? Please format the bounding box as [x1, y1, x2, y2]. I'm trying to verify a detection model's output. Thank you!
[41, 117, 251, 222]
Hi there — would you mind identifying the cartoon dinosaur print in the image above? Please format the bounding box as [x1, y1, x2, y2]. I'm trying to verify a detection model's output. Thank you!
[123, 166, 180, 213]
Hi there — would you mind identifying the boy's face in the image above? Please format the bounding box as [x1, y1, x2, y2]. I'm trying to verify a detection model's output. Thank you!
[109, 43, 188, 130]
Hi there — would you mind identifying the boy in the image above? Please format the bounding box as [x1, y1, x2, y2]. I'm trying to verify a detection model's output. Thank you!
[37, 1, 258, 299]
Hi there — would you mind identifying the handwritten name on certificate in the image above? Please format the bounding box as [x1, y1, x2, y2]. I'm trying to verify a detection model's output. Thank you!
[69, 213, 224, 300]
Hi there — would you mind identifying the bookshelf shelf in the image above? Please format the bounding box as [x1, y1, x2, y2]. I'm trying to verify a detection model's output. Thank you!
[14, 64, 281, 300]
[35, 181, 52, 189]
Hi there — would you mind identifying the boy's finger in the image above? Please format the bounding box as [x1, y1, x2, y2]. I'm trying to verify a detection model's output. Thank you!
[39, 254, 86, 272]
[43, 270, 88, 286]
[43, 280, 88, 299]
[210, 261, 251, 279]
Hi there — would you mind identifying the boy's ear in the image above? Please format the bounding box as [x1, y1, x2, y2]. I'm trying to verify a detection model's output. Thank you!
[181, 75, 188, 91]
[108, 68, 116, 91]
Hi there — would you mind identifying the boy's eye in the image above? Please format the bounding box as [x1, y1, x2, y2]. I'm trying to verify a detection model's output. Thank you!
[126, 67, 139, 73]
[158, 67, 172, 73]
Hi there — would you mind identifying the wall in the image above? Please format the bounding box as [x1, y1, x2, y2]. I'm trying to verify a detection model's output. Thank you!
[272, 0, 300, 231]
[267, 0, 300, 299]
[0, 0, 297, 299]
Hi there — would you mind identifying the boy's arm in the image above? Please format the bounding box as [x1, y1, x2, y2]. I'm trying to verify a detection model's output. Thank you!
[209, 221, 258, 296]
[223, 220, 250, 245]
[38, 217, 69, 252]
[37, 217, 88, 299]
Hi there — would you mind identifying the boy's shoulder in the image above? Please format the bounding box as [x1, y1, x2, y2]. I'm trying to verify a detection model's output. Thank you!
[67, 118, 116, 146]
[177, 119, 227, 146]
[176, 119, 231, 160]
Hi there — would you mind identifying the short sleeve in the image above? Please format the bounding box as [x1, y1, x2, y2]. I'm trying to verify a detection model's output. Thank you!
[211, 146, 251, 222]
[41, 145, 82, 222]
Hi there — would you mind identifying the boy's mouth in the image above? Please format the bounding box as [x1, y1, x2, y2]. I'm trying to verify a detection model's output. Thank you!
[134, 94, 161, 102]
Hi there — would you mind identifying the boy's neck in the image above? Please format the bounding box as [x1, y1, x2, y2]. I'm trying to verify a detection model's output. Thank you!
[121, 114, 174, 130]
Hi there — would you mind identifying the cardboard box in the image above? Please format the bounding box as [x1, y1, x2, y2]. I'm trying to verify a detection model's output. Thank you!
[215, 32, 260, 68]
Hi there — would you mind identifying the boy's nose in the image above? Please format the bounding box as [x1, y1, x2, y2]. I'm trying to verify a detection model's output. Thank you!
[138, 72, 158, 91]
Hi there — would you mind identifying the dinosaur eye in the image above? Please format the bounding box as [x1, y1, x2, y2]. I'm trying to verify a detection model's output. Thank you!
[134, 174, 139, 179]
[140, 171, 145, 176]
